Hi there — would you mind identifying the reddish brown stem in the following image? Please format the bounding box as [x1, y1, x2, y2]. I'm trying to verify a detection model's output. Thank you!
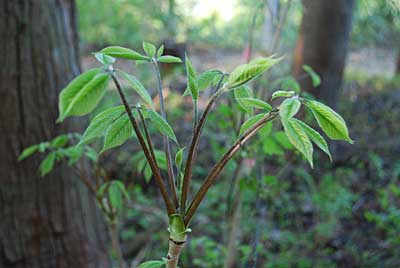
[180, 91, 221, 214]
[111, 73, 175, 215]
[185, 110, 278, 224]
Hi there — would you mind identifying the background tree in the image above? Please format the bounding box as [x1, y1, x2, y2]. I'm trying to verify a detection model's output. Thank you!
[293, 0, 355, 108]
[0, 1, 110, 267]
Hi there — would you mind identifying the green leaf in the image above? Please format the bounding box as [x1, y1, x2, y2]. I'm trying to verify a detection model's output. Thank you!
[84, 146, 98, 162]
[19, 144, 39, 161]
[119, 71, 154, 109]
[183, 70, 222, 96]
[99, 46, 149, 61]
[79, 106, 126, 145]
[303, 99, 353, 143]
[101, 114, 133, 153]
[137, 260, 165, 268]
[279, 98, 301, 119]
[51, 135, 69, 148]
[158, 55, 182, 63]
[226, 56, 281, 89]
[185, 54, 198, 100]
[239, 113, 266, 136]
[64, 146, 84, 165]
[94, 53, 115, 66]
[233, 85, 254, 113]
[58, 68, 100, 121]
[175, 147, 185, 169]
[293, 119, 332, 161]
[142, 41, 156, 58]
[146, 110, 178, 143]
[108, 183, 124, 211]
[38, 142, 50, 152]
[303, 65, 321, 87]
[58, 71, 110, 122]
[108, 181, 124, 211]
[281, 118, 314, 167]
[39, 152, 56, 176]
[238, 98, 272, 111]
[157, 44, 164, 57]
[271, 90, 295, 100]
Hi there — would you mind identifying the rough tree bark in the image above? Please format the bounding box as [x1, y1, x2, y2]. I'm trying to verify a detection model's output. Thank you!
[0, 1, 110, 268]
[293, 0, 355, 108]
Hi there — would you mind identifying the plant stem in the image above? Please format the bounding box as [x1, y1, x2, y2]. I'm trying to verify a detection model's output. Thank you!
[111, 72, 175, 215]
[180, 91, 222, 215]
[193, 100, 198, 131]
[138, 108, 158, 165]
[109, 221, 127, 268]
[185, 110, 279, 224]
[152, 60, 179, 209]
[166, 239, 185, 268]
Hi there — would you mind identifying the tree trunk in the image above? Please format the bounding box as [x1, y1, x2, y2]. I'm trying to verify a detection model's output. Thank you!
[293, 0, 355, 108]
[0, 1, 110, 268]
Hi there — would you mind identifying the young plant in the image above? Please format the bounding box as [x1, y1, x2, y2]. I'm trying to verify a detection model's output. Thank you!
[19, 133, 130, 268]
[20, 41, 352, 268]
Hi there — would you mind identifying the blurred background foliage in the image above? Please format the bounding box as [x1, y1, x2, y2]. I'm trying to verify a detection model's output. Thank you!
[74, 0, 399, 267]
[77, 0, 400, 50]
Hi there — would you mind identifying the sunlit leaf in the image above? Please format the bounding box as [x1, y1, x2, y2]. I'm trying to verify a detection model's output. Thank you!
[146, 110, 178, 143]
[99, 46, 149, 61]
[279, 98, 301, 119]
[303, 99, 353, 143]
[58, 70, 110, 122]
[238, 97, 272, 111]
[142, 41, 156, 58]
[157, 44, 164, 58]
[185, 54, 198, 100]
[158, 55, 182, 63]
[119, 71, 154, 109]
[101, 114, 133, 153]
[281, 118, 314, 167]
[239, 113, 266, 136]
[294, 119, 332, 161]
[226, 56, 281, 89]
[94, 53, 115, 65]
[183, 69, 222, 96]
[80, 106, 126, 145]
[234, 85, 254, 113]
[271, 90, 295, 100]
